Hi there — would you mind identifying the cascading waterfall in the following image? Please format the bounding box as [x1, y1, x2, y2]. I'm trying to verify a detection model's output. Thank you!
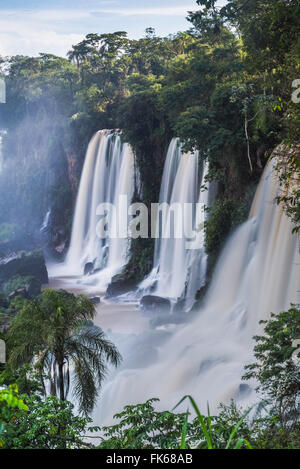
[140, 138, 212, 310]
[40, 209, 51, 233]
[56, 130, 135, 288]
[95, 159, 300, 424]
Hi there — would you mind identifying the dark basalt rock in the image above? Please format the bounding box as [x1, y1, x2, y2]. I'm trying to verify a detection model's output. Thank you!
[0, 250, 48, 286]
[44, 223, 69, 260]
[89, 296, 101, 305]
[84, 262, 94, 276]
[238, 383, 252, 397]
[140, 295, 171, 313]
[106, 274, 137, 298]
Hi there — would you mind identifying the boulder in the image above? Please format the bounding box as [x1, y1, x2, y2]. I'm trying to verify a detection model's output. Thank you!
[84, 262, 94, 276]
[0, 250, 48, 286]
[140, 295, 171, 313]
[106, 274, 137, 297]
[89, 296, 101, 305]
[237, 383, 252, 397]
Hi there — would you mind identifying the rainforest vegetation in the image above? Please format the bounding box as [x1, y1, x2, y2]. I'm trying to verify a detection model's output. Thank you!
[0, 0, 299, 266]
[0, 0, 299, 450]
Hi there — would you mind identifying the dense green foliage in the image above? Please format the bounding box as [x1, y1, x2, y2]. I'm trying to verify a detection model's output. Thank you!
[189, 0, 300, 236]
[0, 0, 298, 271]
[0, 384, 28, 447]
[274, 144, 300, 233]
[97, 397, 252, 449]
[243, 306, 300, 430]
[3, 275, 38, 297]
[98, 398, 186, 449]
[0, 386, 98, 449]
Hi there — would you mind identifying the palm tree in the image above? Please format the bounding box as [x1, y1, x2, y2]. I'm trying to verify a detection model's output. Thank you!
[7, 289, 122, 415]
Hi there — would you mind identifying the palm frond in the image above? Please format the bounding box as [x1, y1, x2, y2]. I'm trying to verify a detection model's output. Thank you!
[72, 356, 98, 415]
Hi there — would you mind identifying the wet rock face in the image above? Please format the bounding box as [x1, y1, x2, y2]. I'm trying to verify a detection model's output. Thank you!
[140, 295, 171, 313]
[44, 224, 69, 261]
[89, 296, 101, 305]
[7, 277, 42, 300]
[237, 383, 252, 397]
[84, 262, 94, 276]
[0, 250, 48, 287]
[106, 274, 137, 298]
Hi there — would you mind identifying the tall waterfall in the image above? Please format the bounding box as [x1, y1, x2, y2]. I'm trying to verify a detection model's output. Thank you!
[60, 130, 135, 287]
[140, 138, 212, 310]
[96, 159, 300, 423]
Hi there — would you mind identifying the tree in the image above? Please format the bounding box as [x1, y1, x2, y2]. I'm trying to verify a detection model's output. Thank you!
[4, 394, 98, 449]
[230, 83, 275, 172]
[243, 306, 300, 430]
[98, 398, 186, 449]
[98, 397, 253, 449]
[6, 289, 122, 414]
[273, 144, 300, 233]
[0, 384, 28, 448]
[188, 1, 300, 98]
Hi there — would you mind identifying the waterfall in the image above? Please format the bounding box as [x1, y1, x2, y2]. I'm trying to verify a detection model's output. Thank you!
[139, 138, 212, 310]
[40, 209, 51, 233]
[95, 159, 300, 423]
[56, 130, 135, 288]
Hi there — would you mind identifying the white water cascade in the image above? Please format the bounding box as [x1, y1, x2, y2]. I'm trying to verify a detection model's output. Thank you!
[139, 138, 212, 310]
[96, 159, 300, 424]
[40, 209, 51, 233]
[55, 130, 135, 288]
